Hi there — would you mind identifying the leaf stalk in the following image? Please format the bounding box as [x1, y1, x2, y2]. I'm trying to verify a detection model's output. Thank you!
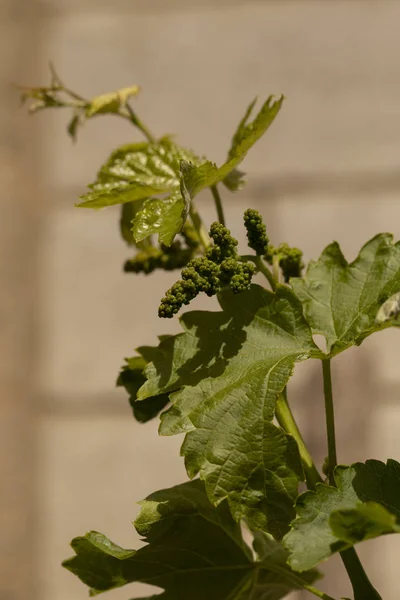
[255, 256, 276, 291]
[322, 358, 337, 487]
[210, 185, 226, 226]
[276, 390, 322, 490]
[321, 358, 382, 600]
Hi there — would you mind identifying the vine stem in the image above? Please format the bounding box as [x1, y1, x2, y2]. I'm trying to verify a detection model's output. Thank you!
[125, 102, 156, 142]
[210, 185, 226, 226]
[322, 359, 337, 487]
[189, 205, 210, 250]
[275, 390, 321, 490]
[321, 359, 382, 600]
[255, 256, 276, 291]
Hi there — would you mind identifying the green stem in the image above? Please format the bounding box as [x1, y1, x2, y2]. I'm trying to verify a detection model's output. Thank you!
[340, 549, 382, 600]
[303, 583, 337, 600]
[276, 391, 322, 490]
[322, 359, 337, 487]
[125, 103, 156, 142]
[321, 359, 382, 600]
[210, 185, 226, 226]
[272, 254, 281, 283]
[63, 87, 88, 104]
[254, 256, 276, 291]
[190, 205, 210, 250]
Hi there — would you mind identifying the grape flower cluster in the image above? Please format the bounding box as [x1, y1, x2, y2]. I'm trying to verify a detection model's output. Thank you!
[244, 208, 303, 282]
[266, 242, 304, 282]
[158, 222, 255, 318]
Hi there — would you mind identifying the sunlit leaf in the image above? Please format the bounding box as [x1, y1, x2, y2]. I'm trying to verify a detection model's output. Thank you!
[291, 233, 400, 356]
[138, 284, 322, 536]
[85, 85, 140, 117]
[182, 96, 283, 198]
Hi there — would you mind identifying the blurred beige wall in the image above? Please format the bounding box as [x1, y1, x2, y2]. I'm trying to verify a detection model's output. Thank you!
[2, 1, 400, 599]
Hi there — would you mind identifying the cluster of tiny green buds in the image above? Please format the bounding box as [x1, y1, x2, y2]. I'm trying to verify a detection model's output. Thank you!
[243, 209, 269, 255]
[219, 258, 255, 293]
[158, 222, 255, 318]
[266, 242, 304, 282]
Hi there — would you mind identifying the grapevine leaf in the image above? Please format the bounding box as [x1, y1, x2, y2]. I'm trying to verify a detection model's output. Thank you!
[85, 85, 140, 117]
[117, 346, 170, 423]
[132, 186, 190, 247]
[283, 459, 400, 572]
[227, 97, 258, 161]
[182, 96, 283, 198]
[119, 201, 146, 246]
[291, 233, 400, 356]
[330, 502, 400, 544]
[77, 138, 200, 209]
[77, 180, 166, 209]
[138, 284, 322, 537]
[63, 480, 320, 599]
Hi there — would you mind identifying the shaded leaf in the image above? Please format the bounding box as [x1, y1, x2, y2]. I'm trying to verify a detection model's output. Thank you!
[330, 502, 400, 545]
[120, 201, 144, 246]
[117, 348, 170, 424]
[63, 480, 319, 599]
[291, 234, 400, 356]
[138, 284, 322, 536]
[284, 459, 400, 572]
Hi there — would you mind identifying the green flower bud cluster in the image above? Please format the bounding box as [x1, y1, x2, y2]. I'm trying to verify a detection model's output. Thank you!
[159, 222, 255, 318]
[243, 208, 269, 255]
[124, 224, 200, 275]
[242, 209, 304, 283]
[266, 242, 304, 282]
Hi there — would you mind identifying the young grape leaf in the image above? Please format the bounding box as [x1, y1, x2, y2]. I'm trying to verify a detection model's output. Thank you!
[119, 200, 146, 246]
[138, 284, 322, 537]
[77, 138, 200, 209]
[291, 234, 400, 356]
[283, 459, 400, 572]
[131, 187, 189, 247]
[117, 343, 171, 423]
[85, 85, 140, 118]
[63, 480, 320, 599]
[330, 502, 400, 545]
[181, 96, 283, 198]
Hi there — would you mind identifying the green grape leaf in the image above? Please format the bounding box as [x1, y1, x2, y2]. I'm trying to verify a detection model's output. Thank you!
[119, 201, 145, 246]
[77, 138, 200, 210]
[182, 96, 283, 198]
[283, 459, 400, 572]
[85, 85, 140, 117]
[63, 480, 320, 599]
[227, 97, 259, 161]
[132, 185, 190, 247]
[117, 345, 170, 423]
[138, 284, 322, 537]
[330, 502, 400, 545]
[291, 233, 400, 356]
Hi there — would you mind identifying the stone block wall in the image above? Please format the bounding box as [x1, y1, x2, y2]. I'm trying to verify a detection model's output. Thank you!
[3, 1, 400, 599]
